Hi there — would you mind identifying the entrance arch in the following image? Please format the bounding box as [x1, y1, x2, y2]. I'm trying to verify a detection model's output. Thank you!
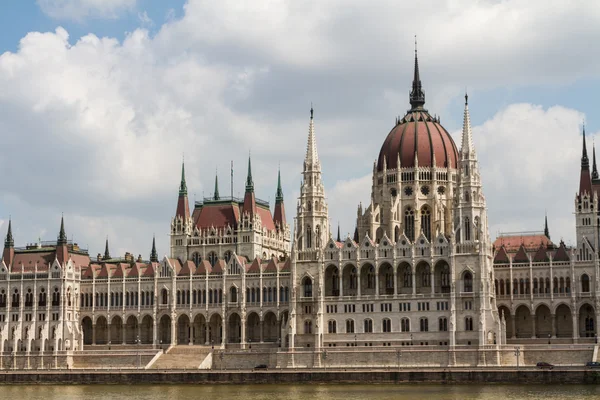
[515, 305, 531, 338]
[81, 317, 93, 345]
[535, 304, 551, 338]
[158, 314, 172, 345]
[177, 314, 191, 344]
[193, 314, 206, 344]
[95, 316, 108, 344]
[263, 312, 278, 342]
[555, 304, 573, 338]
[140, 315, 153, 344]
[579, 303, 596, 338]
[126, 315, 138, 344]
[111, 315, 123, 344]
[228, 313, 241, 343]
[247, 312, 260, 343]
[208, 314, 222, 345]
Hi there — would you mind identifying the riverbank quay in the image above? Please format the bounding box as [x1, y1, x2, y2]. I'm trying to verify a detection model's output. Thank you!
[1, 367, 600, 384]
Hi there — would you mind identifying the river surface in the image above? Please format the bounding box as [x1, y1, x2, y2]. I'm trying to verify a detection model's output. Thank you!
[2, 384, 600, 400]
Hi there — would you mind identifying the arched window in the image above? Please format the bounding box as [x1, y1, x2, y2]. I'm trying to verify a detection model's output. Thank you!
[349, 268, 357, 290]
[525, 278, 530, 295]
[303, 277, 313, 298]
[161, 289, 168, 305]
[419, 318, 428, 332]
[441, 265, 450, 292]
[499, 279, 505, 295]
[306, 225, 312, 249]
[465, 317, 473, 331]
[582, 274, 590, 293]
[553, 277, 558, 293]
[364, 319, 373, 333]
[421, 265, 430, 287]
[401, 318, 410, 332]
[331, 269, 339, 294]
[315, 225, 321, 248]
[463, 272, 473, 293]
[346, 319, 355, 334]
[439, 317, 448, 332]
[566, 277, 571, 293]
[366, 266, 375, 289]
[421, 206, 431, 241]
[328, 320, 337, 334]
[559, 277, 565, 293]
[230, 286, 237, 303]
[382, 318, 392, 333]
[403, 266, 412, 287]
[404, 207, 415, 242]
[464, 217, 471, 241]
[224, 251, 232, 263]
[207, 252, 218, 267]
[304, 320, 313, 334]
[191, 252, 202, 267]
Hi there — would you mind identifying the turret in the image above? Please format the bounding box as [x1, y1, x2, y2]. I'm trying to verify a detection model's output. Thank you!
[2, 218, 14, 267]
[274, 168, 286, 229]
[242, 155, 257, 217]
[56, 215, 69, 264]
[175, 161, 191, 220]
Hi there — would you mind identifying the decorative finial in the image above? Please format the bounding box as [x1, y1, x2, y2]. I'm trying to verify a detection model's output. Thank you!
[310, 102, 314, 119]
[465, 90, 468, 105]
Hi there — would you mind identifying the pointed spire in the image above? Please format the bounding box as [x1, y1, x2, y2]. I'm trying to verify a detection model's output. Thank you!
[104, 237, 111, 260]
[409, 36, 425, 110]
[245, 153, 254, 193]
[337, 223, 341, 242]
[276, 167, 284, 203]
[544, 212, 550, 239]
[57, 215, 67, 245]
[214, 171, 220, 200]
[4, 218, 14, 248]
[305, 105, 319, 166]
[593, 141, 599, 181]
[460, 91, 475, 158]
[582, 125, 590, 169]
[150, 235, 158, 262]
[179, 161, 188, 196]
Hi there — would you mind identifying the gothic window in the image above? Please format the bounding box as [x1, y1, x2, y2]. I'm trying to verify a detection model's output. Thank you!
[364, 318, 373, 333]
[559, 277, 565, 293]
[161, 289, 168, 305]
[52, 288, 60, 306]
[403, 266, 412, 288]
[191, 252, 201, 267]
[304, 320, 313, 334]
[464, 191, 470, 202]
[224, 251, 232, 263]
[366, 266, 375, 289]
[331, 270, 339, 294]
[420, 206, 431, 241]
[441, 265, 450, 292]
[533, 278, 538, 294]
[346, 319, 355, 334]
[464, 217, 471, 241]
[420, 318, 428, 332]
[421, 265, 430, 287]
[303, 277, 313, 298]
[582, 274, 590, 293]
[465, 317, 473, 331]
[401, 318, 410, 332]
[382, 318, 392, 333]
[328, 320, 337, 334]
[207, 252, 218, 267]
[349, 268, 357, 290]
[525, 278, 530, 295]
[316, 225, 321, 248]
[499, 279, 505, 295]
[474, 216, 480, 241]
[306, 225, 312, 249]
[404, 207, 415, 242]
[553, 277, 558, 293]
[463, 272, 473, 293]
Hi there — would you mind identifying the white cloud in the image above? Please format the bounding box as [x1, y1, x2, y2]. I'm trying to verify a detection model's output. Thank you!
[37, 0, 136, 21]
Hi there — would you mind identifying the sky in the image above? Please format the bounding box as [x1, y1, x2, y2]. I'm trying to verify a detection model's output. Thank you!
[0, 0, 599, 259]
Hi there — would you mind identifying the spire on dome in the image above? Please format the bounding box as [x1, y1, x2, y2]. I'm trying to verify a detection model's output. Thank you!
[460, 91, 475, 158]
[150, 235, 158, 262]
[214, 172, 220, 200]
[245, 154, 254, 193]
[57, 215, 67, 245]
[305, 106, 319, 166]
[544, 212, 550, 239]
[276, 167, 283, 203]
[104, 237, 111, 260]
[409, 37, 425, 110]
[4, 218, 13, 248]
[179, 161, 188, 196]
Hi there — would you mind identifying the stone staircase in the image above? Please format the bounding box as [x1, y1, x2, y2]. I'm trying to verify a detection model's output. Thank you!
[150, 345, 212, 370]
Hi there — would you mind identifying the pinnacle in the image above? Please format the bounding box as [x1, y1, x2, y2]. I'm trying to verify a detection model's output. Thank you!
[305, 107, 320, 167]
[57, 215, 67, 245]
[150, 235, 158, 262]
[4, 218, 14, 248]
[179, 161, 188, 196]
[460, 92, 475, 159]
[245, 154, 254, 192]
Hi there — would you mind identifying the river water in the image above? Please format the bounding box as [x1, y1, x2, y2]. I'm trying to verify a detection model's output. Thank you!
[2, 384, 599, 400]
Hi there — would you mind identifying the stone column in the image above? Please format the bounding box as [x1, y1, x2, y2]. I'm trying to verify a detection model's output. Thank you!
[430, 271, 435, 295]
[92, 324, 96, 345]
[511, 315, 516, 339]
[572, 313, 579, 343]
[375, 268, 379, 297]
[531, 313, 536, 339]
[205, 321, 210, 345]
[107, 322, 111, 346]
[357, 271, 361, 297]
[551, 314, 557, 339]
[260, 320, 264, 343]
[411, 265, 416, 296]
[241, 315, 246, 348]
[339, 274, 343, 297]
[122, 322, 126, 344]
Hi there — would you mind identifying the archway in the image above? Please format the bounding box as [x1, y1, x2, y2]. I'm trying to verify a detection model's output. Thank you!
[126, 315, 138, 344]
[434, 260, 450, 293]
[498, 306, 512, 338]
[378, 263, 394, 295]
[263, 312, 278, 342]
[579, 304, 596, 338]
[247, 312, 260, 343]
[177, 314, 191, 344]
[81, 317, 93, 345]
[515, 305, 531, 338]
[159, 314, 172, 345]
[140, 315, 153, 344]
[397, 262, 412, 295]
[193, 314, 206, 344]
[415, 261, 431, 294]
[555, 304, 573, 338]
[535, 304, 551, 338]
[208, 314, 222, 345]
[111, 316, 124, 344]
[228, 313, 241, 343]
[95, 316, 108, 345]
[360, 263, 375, 295]
[342, 264, 357, 296]
[324, 265, 340, 296]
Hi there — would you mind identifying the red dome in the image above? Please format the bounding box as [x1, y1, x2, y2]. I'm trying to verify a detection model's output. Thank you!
[377, 110, 459, 172]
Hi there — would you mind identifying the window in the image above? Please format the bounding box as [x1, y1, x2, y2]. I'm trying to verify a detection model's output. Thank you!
[382, 318, 392, 333]
[401, 318, 410, 332]
[404, 207, 415, 242]
[191, 252, 202, 267]
[463, 272, 473, 292]
[363, 318, 373, 333]
[464, 217, 471, 241]
[400, 302, 411, 312]
[304, 320, 313, 334]
[207, 252, 218, 267]
[465, 317, 473, 331]
[12, 289, 19, 307]
[346, 319, 355, 333]
[464, 301, 472, 310]
[230, 287, 237, 303]
[420, 318, 428, 332]
[162, 289, 168, 305]
[438, 317, 448, 332]
[421, 206, 431, 241]
[582, 274, 590, 293]
[403, 266, 412, 287]
[328, 320, 337, 334]
[303, 277, 313, 298]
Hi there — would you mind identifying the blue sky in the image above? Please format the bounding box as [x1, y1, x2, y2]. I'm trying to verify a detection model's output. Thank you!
[0, 0, 599, 257]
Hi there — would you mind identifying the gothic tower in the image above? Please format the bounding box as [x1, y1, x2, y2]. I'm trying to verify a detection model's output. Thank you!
[575, 127, 599, 260]
[171, 161, 192, 261]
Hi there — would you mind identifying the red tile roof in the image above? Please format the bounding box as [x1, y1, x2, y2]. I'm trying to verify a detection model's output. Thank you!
[513, 245, 529, 263]
[195, 260, 211, 275]
[493, 234, 552, 252]
[533, 244, 550, 262]
[264, 259, 278, 273]
[553, 242, 570, 262]
[256, 206, 276, 231]
[194, 203, 239, 230]
[493, 246, 510, 264]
